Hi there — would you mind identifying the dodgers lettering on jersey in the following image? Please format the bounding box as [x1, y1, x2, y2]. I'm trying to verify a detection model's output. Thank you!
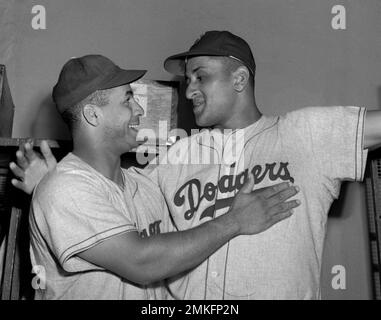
[148, 106, 367, 300]
[174, 162, 294, 221]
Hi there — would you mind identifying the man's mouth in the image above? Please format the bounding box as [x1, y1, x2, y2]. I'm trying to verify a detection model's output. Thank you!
[128, 124, 139, 131]
[193, 99, 205, 113]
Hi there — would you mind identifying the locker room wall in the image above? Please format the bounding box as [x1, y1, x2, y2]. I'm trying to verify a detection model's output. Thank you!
[2, 0, 381, 299]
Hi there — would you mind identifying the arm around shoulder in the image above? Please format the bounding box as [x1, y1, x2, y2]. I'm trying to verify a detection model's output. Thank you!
[77, 179, 300, 285]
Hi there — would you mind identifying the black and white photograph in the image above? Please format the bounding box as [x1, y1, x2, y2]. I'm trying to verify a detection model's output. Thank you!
[0, 0, 381, 308]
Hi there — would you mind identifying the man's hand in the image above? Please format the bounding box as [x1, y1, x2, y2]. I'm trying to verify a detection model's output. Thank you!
[78, 175, 301, 284]
[9, 140, 57, 194]
[228, 176, 300, 235]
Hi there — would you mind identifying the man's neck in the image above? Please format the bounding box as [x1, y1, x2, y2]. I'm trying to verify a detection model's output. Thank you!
[215, 100, 262, 130]
[72, 140, 123, 187]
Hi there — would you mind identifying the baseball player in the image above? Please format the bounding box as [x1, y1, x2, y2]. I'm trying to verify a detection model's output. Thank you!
[145, 31, 377, 299]
[17, 54, 299, 299]
[11, 31, 381, 299]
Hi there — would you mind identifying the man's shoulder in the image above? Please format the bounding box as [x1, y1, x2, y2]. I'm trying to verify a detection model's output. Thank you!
[168, 129, 221, 152]
[155, 129, 213, 163]
[169, 130, 211, 149]
[275, 106, 363, 132]
[280, 106, 322, 120]
[274, 106, 364, 144]
[34, 154, 96, 200]
[281, 106, 361, 120]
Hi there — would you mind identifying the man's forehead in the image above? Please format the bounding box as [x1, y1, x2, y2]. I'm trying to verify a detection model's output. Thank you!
[106, 84, 133, 97]
[185, 56, 220, 74]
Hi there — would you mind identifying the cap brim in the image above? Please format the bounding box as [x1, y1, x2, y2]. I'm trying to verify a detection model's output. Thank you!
[100, 69, 147, 90]
[164, 50, 223, 76]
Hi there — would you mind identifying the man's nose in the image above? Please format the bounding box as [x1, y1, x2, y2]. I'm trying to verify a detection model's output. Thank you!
[185, 81, 197, 100]
[133, 98, 144, 116]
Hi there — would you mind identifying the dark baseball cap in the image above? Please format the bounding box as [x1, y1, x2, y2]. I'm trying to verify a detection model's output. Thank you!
[164, 31, 256, 76]
[52, 54, 146, 112]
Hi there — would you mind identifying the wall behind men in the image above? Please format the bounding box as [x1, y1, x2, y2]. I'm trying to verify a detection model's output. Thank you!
[1, 0, 381, 299]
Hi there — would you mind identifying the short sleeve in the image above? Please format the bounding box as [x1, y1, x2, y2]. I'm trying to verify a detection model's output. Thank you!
[32, 172, 137, 273]
[283, 106, 368, 182]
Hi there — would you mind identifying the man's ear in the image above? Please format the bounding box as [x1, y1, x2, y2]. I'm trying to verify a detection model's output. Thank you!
[232, 66, 250, 92]
[82, 104, 100, 126]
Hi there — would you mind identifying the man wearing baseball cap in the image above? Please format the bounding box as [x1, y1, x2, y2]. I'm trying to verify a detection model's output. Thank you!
[27, 54, 299, 299]
[13, 30, 381, 300]
[164, 30, 256, 76]
[146, 30, 376, 299]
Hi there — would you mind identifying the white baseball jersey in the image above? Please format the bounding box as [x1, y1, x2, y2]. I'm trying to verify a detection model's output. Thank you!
[141, 106, 367, 299]
[30, 153, 172, 299]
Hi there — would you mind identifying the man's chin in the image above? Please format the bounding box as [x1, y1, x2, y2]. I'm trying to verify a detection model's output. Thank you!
[130, 138, 146, 150]
[119, 137, 139, 153]
[195, 116, 213, 128]
[135, 138, 146, 147]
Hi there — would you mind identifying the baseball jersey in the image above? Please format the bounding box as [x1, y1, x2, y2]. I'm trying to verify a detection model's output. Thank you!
[29, 153, 172, 299]
[141, 106, 367, 299]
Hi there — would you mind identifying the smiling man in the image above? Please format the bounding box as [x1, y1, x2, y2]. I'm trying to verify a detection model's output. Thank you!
[13, 30, 379, 300]
[26, 54, 299, 299]
[140, 30, 376, 299]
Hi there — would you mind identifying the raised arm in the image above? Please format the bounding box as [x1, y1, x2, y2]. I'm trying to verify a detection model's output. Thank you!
[78, 178, 300, 285]
[9, 140, 57, 194]
[364, 110, 381, 150]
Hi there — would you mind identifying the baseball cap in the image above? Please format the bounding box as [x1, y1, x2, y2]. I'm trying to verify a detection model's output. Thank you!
[52, 54, 146, 112]
[164, 31, 256, 76]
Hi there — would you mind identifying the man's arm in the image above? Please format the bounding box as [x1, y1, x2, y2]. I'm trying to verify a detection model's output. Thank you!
[365, 110, 381, 150]
[10, 109, 380, 192]
[14, 140, 299, 285]
[78, 178, 300, 285]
